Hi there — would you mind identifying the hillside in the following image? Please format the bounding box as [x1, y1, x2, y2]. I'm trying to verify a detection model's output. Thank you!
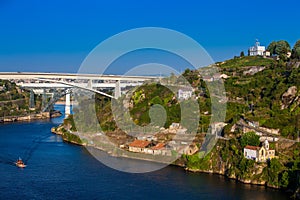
[218, 56, 300, 138]
[217, 56, 275, 69]
[0, 80, 43, 119]
[63, 56, 300, 198]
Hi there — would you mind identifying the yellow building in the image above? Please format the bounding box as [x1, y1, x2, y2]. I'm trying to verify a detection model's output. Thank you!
[244, 140, 275, 162]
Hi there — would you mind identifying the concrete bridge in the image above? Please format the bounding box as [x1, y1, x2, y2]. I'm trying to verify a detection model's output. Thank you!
[0, 72, 157, 117]
[0, 72, 155, 81]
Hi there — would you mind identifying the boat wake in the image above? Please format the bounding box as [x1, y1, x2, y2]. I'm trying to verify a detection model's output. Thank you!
[0, 133, 50, 167]
[21, 133, 50, 163]
[0, 154, 15, 166]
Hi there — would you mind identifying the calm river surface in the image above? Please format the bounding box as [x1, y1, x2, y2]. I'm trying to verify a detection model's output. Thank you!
[0, 105, 288, 199]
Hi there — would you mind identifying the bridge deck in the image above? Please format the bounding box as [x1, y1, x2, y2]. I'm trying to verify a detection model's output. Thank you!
[0, 72, 157, 81]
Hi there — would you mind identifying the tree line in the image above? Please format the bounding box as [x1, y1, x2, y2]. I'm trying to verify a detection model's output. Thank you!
[267, 40, 300, 60]
[241, 40, 300, 60]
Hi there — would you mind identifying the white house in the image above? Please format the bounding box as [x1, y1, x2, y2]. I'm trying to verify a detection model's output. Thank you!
[244, 140, 275, 162]
[178, 89, 192, 100]
[248, 40, 266, 56]
[244, 145, 260, 160]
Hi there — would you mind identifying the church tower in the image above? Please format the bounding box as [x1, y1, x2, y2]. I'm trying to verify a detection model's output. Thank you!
[264, 139, 269, 150]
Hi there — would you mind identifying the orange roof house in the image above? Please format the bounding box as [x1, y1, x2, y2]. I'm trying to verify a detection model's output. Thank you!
[129, 140, 151, 148]
[128, 140, 151, 153]
[151, 143, 165, 150]
[244, 145, 260, 151]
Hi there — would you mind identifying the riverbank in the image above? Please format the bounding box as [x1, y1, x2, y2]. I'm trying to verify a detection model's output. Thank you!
[51, 127, 175, 164]
[186, 167, 268, 186]
[51, 127, 86, 146]
[0, 110, 62, 123]
[50, 126, 300, 199]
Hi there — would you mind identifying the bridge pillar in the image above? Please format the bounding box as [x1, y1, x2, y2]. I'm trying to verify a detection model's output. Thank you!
[41, 89, 47, 110]
[29, 89, 35, 109]
[65, 92, 71, 118]
[114, 80, 121, 99]
[87, 79, 92, 89]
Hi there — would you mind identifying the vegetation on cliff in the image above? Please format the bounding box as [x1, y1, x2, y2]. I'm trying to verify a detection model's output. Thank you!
[180, 55, 300, 197]
[60, 128, 83, 145]
[52, 115, 84, 145]
[0, 79, 42, 118]
[215, 56, 300, 139]
[182, 138, 300, 196]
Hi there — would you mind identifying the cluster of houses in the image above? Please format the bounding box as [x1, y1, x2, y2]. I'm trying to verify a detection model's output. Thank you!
[128, 140, 172, 156]
[231, 119, 280, 141]
[231, 119, 278, 162]
[128, 139, 198, 156]
[127, 123, 199, 157]
[125, 116, 277, 162]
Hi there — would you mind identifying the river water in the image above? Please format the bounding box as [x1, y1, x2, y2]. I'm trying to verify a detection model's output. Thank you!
[0, 105, 288, 199]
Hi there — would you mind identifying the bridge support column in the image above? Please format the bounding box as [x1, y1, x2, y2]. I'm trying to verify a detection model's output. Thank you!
[87, 79, 92, 89]
[114, 80, 121, 99]
[65, 93, 71, 118]
[29, 89, 35, 109]
[41, 89, 47, 110]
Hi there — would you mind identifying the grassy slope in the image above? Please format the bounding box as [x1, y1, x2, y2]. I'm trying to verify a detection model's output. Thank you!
[218, 56, 275, 69]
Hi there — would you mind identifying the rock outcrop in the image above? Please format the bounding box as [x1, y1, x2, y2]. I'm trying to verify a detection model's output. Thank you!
[243, 66, 265, 75]
[281, 86, 298, 109]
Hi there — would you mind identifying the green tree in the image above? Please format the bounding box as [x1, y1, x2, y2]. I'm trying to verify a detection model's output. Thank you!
[240, 51, 245, 57]
[275, 40, 291, 55]
[240, 131, 260, 147]
[267, 40, 291, 56]
[292, 40, 300, 59]
[280, 171, 289, 188]
[268, 158, 283, 186]
[293, 40, 300, 49]
[150, 96, 163, 105]
[267, 41, 277, 55]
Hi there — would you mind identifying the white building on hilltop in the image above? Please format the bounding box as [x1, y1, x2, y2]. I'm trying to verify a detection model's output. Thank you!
[248, 40, 267, 56]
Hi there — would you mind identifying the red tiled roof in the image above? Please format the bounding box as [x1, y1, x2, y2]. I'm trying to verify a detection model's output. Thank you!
[151, 143, 165, 150]
[129, 140, 151, 148]
[244, 145, 260, 150]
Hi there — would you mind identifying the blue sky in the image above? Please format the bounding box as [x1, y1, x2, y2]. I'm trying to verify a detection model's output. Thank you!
[0, 0, 299, 73]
